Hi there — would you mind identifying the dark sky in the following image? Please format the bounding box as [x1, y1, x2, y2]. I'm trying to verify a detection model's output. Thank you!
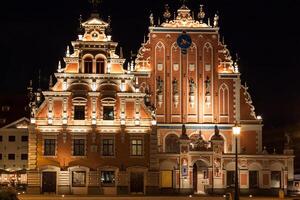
[1, 0, 300, 130]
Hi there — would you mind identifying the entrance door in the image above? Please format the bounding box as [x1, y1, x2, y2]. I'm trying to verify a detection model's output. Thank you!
[197, 172, 205, 194]
[42, 172, 56, 193]
[130, 172, 144, 193]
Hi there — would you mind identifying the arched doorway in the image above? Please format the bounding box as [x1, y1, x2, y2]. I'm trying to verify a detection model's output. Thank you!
[193, 160, 208, 194]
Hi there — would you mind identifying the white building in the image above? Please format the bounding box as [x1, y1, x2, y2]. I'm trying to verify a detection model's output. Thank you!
[0, 117, 29, 186]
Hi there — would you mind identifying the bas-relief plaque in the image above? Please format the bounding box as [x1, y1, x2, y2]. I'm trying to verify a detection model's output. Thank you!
[205, 64, 211, 71]
[189, 64, 195, 72]
[173, 63, 179, 71]
[157, 63, 163, 71]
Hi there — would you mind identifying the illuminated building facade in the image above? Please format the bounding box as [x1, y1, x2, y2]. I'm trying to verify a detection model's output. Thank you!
[26, 3, 294, 195]
[135, 4, 294, 194]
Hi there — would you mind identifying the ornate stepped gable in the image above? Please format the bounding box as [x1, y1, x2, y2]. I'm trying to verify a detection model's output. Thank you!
[31, 12, 153, 129]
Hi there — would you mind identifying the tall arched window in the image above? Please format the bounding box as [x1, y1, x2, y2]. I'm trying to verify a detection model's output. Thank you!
[84, 57, 93, 73]
[165, 134, 180, 153]
[96, 58, 105, 74]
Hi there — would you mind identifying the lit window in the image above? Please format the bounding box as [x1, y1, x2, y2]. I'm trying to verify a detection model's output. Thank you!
[96, 58, 105, 74]
[101, 171, 115, 186]
[44, 139, 56, 156]
[74, 106, 85, 120]
[72, 171, 86, 187]
[131, 139, 143, 156]
[1, 106, 10, 112]
[102, 139, 114, 156]
[103, 106, 114, 120]
[9, 136, 15, 142]
[73, 139, 85, 156]
[84, 58, 93, 73]
[8, 154, 15, 160]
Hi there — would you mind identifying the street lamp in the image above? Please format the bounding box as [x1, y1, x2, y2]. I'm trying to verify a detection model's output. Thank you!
[232, 123, 241, 200]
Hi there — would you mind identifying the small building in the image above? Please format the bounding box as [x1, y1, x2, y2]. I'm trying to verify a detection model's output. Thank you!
[0, 117, 29, 187]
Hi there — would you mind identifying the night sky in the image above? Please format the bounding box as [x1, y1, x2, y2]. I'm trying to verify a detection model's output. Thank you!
[1, 1, 300, 152]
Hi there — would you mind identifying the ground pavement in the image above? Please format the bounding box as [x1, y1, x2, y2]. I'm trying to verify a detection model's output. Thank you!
[17, 195, 300, 200]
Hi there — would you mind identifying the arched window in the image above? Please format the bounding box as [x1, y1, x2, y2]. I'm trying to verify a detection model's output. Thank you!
[84, 57, 93, 73]
[96, 58, 105, 74]
[165, 134, 179, 153]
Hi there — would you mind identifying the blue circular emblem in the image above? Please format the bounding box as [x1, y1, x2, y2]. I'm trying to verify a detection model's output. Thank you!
[177, 33, 192, 49]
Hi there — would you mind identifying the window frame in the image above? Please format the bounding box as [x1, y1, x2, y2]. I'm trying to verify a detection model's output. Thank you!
[72, 171, 86, 187]
[83, 58, 93, 74]
[21, 154, 28, 160]
[100, 171, 115, 187]
[130, 138, 143, 156]
[73, 139, 85, 156]
[8, 136, 16, 142]
[101, 138, 114, 157]
[8, 153, 15, 160]
[44, 139, 56, 156]
[74, 105, 85, 120]
[21, 136, 28, 142]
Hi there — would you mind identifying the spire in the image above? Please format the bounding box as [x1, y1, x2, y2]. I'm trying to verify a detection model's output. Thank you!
[49, 75, 53, 90]
[106, 16, 112, 36]
[119, 46, 123, 58]
[198, 5, 205, 24]
[57, 60, 64, 73]
[66, 46, 70, 57]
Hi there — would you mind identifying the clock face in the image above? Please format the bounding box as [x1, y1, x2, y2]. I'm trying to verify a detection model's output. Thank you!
[177, 33, 192, 49]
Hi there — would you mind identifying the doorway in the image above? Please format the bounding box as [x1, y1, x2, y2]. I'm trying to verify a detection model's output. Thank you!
[42, 172, 56, 193]
[193, 160, 208, 194]
[130, 172, 144, 193]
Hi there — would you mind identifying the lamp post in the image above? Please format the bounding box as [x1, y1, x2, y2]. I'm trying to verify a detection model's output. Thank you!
[232, 123, 241, 200]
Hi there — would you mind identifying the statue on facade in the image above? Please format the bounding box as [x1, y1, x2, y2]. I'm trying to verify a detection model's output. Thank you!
[189, 78, 196, 95]
[205, 76, 211, 95]
[172, 78, 178, 95]
[156, 76, 163, 94]
[213, 13, 219, 27]
[149, 13, 154, 26]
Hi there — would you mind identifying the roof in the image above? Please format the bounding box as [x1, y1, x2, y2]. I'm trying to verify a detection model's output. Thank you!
[0, 94, 28, 128]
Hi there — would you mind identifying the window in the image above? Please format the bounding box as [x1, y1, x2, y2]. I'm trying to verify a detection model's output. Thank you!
[9, 136, 15, 142]
[96, 58, 105, 74]
[131, 139, 143, 156]
[84, 58, 93, 73]
[73, 139, 85, 156]
[44, 139, 56, 156]
[271, 171, 281, 188]
[21, 154, 28, 160]
[1, 106, 10, 112]
[102, 139, 114, 156]
[21, 136, 28, 142]
[249, 171, 259, 188]
[74, 106, 85, 120]
[0, 154, 2, 160]
[103, 106, 114, 120]
[101, 171, 115, 186]
[72, 171, 86, 187]
[0, 136, 2, 142]
[226, 171, 235, 188]
[165, 134, 180, 153]
[8, 154, 15, 160]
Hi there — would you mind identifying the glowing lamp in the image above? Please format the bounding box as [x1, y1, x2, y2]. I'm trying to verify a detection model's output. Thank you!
[30, 118, 36, 124]
[232, 123, 241, 136]
[257, 115, 262, 120]
[151, 119, 157, 126]
[121, 119, 125, 125]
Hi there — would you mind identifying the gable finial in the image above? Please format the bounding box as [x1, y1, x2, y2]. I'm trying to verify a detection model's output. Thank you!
[198, 5, 205, 24]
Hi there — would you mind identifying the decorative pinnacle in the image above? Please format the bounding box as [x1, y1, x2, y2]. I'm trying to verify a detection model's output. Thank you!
[198, 5, 205, 24]
[66, 46, 70, 57]
[213, 13, 219, 27]
[79, 14, 83, 28]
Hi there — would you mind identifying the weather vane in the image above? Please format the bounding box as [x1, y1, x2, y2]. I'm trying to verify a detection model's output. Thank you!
[89, 0, 102, 10]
